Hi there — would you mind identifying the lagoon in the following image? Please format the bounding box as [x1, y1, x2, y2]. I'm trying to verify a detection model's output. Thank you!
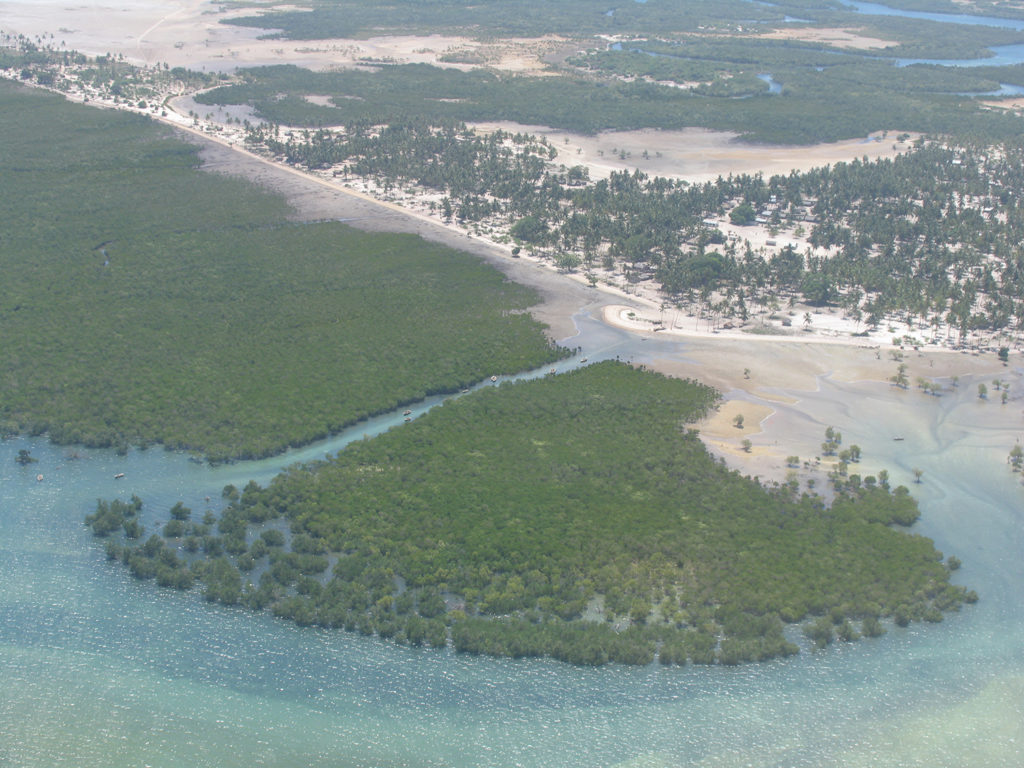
[3, 311, 1024, 766]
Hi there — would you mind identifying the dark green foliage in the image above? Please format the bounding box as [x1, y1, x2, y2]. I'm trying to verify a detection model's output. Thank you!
[803, 616, 835, 649]
[199, 63, 716, 136]
[862, 615, 886, 638]
[729, 203, 756, 226]
[224, 0, 776, 40]
[86, 498, 194, 586]
[196, 557, 243, 605]
[85, 498, 140, 537]
[0, 82, 564, 460]
[162, 519, 186, 539]
[451, 617, 657, 666]
[92, 363, 973, 665]
[197, 58, 1024, 143]
[169, 502, 191, 521]
[260, 530, 285, 548]
[836, 619, 861, 642]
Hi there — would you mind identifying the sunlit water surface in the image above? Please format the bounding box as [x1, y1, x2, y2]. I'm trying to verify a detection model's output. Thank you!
[2, 314, 1023, 767]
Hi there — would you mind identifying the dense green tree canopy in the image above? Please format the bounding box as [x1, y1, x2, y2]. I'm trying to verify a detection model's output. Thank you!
[0, 82, 565, 460]
[90, 363, 974, 666]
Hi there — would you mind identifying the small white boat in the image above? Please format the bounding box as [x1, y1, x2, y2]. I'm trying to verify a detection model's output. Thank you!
[114, 472, 125, 479]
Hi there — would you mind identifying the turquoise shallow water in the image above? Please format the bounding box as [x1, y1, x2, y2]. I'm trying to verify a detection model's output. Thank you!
[2, 314, 1023, 767]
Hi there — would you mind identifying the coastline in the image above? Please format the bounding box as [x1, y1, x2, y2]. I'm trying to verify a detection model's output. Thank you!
[634, 320, 1008, 487]
[165, 109, 1013, 491]
[186, 133, 611, 342]
[4, 16, 1017, 489]
[4, 10, 1024, 767]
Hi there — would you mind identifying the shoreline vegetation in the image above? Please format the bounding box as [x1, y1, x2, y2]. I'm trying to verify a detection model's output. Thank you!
[7, 34, 1024, 358]
[0, 5, 1002, 666]
[232, 117, 1024, 355]
[86, 362, 975, 667]
[0, 81, 566, 462]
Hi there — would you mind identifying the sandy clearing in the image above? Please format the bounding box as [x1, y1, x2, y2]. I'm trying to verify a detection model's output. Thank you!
[634, 321, 1011, 486]
[980, 96, 1024, 111]
[473, 122, 918, 183]
[759, 27, 897, 51]
[699, 400, 774, 439]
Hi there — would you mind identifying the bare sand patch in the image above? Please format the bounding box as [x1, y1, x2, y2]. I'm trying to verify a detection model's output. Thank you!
[697, 400, 795, 482]
[474, 123, 918, 183]
[759, 27, 897, 51]
[303, 94, 335, 107]
[435, 36, 571, 75]
[605, 305, 1008, 396]
[980, 96, 1024, 111]
[699, 400, 774, 440]
[642, 329, 1010, 487]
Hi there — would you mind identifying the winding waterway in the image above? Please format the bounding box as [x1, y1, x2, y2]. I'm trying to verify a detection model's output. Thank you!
[3, 311, 1023, 767]
[840, 0, 1024, 31]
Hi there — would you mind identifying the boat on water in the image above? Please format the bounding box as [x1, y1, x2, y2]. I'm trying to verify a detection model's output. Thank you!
[114, 472, 125, 479]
